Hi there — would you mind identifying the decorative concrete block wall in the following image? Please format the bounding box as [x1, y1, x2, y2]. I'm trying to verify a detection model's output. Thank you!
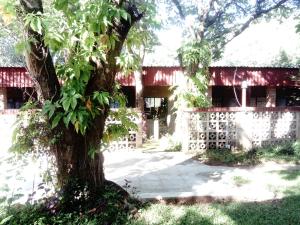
[0, 111, 18, 153]
[104, 112, 141, 151]
[0, 110, 141, 152]
[182, 108, 300, 151]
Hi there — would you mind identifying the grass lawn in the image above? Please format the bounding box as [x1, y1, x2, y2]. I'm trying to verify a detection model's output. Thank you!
[195, 140, 300, 166]
[129, 195, 300, 225]
[1, 141, 300, 225]
[129, 141, 300, 225]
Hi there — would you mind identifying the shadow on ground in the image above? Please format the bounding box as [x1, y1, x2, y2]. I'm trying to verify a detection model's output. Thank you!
[105, 151, 300, 202]
[128, 195, 300, 225]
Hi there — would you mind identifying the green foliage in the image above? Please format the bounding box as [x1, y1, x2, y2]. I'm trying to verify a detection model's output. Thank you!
[169, 0, 298, 108]
[172, 41, 212, 108]
[271, 49, 299, 67]
[102, 108, 138, 148]
[3, 194, 300, 225]
[195, 140, 300, 166]
[196, 148, 259, 166]
[257, 140, 300, 162]
[10, 101, 56, 155]
[2, 0, 157, 137]
[178, 41, 211, 75]
[159, 134, 182, 152]
[232, 176, 251, 187]
[128, 195, 300, 225]
[119, 0, 160, 73]
[0, 180, 142, 225]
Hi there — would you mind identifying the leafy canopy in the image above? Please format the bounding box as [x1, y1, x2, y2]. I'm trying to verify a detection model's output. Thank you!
[1, 0, 157, 136]
[168, 0, 299, 107]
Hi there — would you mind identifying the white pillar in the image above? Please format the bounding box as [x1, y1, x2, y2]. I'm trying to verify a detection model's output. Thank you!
[153, 119, 159, 140]
[136, 112, 143, 148]
[0, 88, 7, 110]
[134, 71, 144, 147]
[266, 87, 276, 107]
[236, 111, 253, 150]
[241, 81, 247, 108]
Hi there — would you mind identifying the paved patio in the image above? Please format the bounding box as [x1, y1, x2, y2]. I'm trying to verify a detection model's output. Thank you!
[104, 151, 300, 202]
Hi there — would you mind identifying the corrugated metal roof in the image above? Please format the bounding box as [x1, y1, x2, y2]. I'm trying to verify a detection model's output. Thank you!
[0, 67, 33, 88]
[117, 66, 299, 87]
[1, 66, 299, 88]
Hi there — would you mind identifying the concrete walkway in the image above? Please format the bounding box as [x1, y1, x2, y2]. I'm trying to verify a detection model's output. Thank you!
[104, 151, 300, 202]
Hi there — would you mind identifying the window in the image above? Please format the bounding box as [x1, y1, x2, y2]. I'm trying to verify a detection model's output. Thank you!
[250, 86, 266, 107]
[6, 87, 36, 109]
[144, 97, 167, 119]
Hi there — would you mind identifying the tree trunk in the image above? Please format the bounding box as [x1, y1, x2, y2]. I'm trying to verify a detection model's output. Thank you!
[53, 120, 106, 191]
[134, 71, 144, 112]
[19, 0, 143, 192]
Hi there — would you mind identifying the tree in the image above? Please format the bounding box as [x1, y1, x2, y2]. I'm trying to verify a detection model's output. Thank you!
[1, 0, 155, 193]
[271, 49, 295, 67]
[168, 0, 299, 106]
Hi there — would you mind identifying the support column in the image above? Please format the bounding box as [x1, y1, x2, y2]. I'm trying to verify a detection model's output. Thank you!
[153, 119, 159, 140]
[266, 87, 276, 107]
[207, 86, 212, 104]
[167, 97, 175, 134]
[0, 88, 7, 110]
[296, 112, 300, 140]
[134, 71, 144, 147]
[236, 111, 253, 150]
[241, 82, 247, 108]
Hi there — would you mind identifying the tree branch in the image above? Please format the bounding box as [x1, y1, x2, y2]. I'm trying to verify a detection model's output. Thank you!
[225, 0, 289, 44]
[85, 0, 143, 95]
[204, 1, 234, 29]
[20, 0, 60, 102]
[171, 0, 185, 19]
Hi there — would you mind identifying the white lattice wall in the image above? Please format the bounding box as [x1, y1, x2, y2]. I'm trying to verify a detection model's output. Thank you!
[104, 113, 140, 151]
[183, 109, 300, 151]
[0, 110, 141, 152]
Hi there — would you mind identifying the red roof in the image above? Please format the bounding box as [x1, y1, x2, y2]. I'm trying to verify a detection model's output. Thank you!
[116, 66, 300, 87]
[209, 67, 299, 86]
[0, 66, 299, 88]
[0, 67, 33, 88]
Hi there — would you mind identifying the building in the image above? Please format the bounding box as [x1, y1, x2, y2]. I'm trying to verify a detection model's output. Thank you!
[1, 66, 299, 110]
[0, 66, 299, 151]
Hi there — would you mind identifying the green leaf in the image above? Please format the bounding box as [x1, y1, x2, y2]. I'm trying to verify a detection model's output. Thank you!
[62, 98, 71, 111]
[15, 40, 30, 54]
[54, 0, 68, 10]
[0, 215, 13, 225]
[29, 16, 43, 34]
[74, 121, 80, 133]
[51, 113, 62, 128]
[120, 10, 128, 20]
[71, 97, 77, 109]
[63, 112, 73, 127]
[70, 112, 77, 124]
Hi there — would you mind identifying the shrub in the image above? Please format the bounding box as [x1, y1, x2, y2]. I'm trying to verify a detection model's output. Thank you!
[257, 140, 300, 162]
[200, 148, 259, 166]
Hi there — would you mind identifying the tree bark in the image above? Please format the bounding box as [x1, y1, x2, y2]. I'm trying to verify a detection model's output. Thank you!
[53, 123, 106, 191]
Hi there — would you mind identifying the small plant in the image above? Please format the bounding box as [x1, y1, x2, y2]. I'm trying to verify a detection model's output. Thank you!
[197, 148, 259, 166]
[232, 176, 251, 187]
[159, 134, 182, 152]
[122, 179, 140, 197]
[257, 140, 300, 163]
[0, 180, 142, 225]
[196, 141, 300, 166]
